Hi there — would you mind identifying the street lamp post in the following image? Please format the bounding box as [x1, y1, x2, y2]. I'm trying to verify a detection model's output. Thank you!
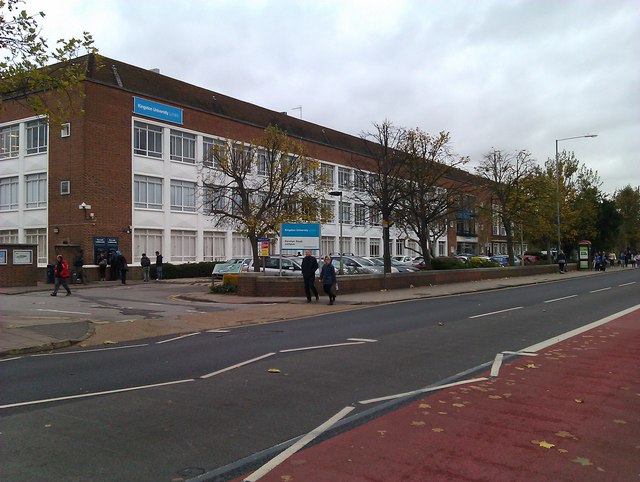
[555, 135, 598, 256]
[328, 190, 344, 274]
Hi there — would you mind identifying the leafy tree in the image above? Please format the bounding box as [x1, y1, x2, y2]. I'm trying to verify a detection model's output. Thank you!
[397, 129, 468, 269]
[475, 149, 537, 265]
[200, 125, 321, 271]
[0, 0, 98, 123]
[593, 198, 622, 252]
[614, 185, 640, 251]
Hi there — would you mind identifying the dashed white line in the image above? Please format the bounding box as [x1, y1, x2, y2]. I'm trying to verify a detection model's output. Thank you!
[0, 379, 194, 410]
[469, 306, 523, 319]
[200, 352, 276, 379]
[155, 332, 200, 344]
[544, 294, 578, 303]
[30, 344, 149, 356]
[36, 309, 92, 315]
[207, 329, 231, 333]
[590, 287, 611, 293]
[619, 281, 636, 287]
[280, 341, 366, 353]
[347, 338, 378, 343]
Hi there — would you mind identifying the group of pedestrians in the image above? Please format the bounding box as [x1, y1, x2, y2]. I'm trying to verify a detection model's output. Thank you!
[50, 250, 164, 296]
[593, 250, 640, 271]
[301, 250, 337, 305]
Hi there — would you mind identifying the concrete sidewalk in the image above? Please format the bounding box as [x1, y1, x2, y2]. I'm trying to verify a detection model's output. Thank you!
[0, 268, 601, 357]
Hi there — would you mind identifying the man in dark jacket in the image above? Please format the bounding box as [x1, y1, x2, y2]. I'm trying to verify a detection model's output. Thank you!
[301, 250, 319, 302]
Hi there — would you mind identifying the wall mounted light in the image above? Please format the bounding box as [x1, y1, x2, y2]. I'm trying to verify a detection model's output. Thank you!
[53, 226, 60, 234]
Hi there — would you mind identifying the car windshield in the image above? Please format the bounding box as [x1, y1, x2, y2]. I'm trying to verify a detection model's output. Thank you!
[369, 258, 384, 266]
[353, 256, 375, 266]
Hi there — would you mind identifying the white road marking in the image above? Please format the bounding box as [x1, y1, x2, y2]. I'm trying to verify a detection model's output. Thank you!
[347, 338, 378, 343]
[489, 351, 537, 377]
[30, 344, 149, 356]
[544, 294, 578, 303]
[0, 379, 194, 410]
[522, 304, 640, 353]
[469, 306, 523, 319]
[207, 329, 231, 333]
[243, 405, 355, 482]
[200, 353, 276, 379]
[155, 332, 200, 344]
[0, 356, 23, 363]
[590, 287, 611, 293]
[36, 309, 92, 315]
[358, 377, 488, 405]
[280, 341, 366, 353]
[619, 281, 636, 287]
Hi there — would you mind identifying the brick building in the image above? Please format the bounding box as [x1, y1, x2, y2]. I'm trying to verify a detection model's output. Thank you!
[0, 54, 507, 274]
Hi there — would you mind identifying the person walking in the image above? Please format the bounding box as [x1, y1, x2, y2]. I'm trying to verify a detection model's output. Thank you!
[301, 249, 319, 302]
[140, 253, 151, 282]
[155, 251, 163, 280]
[557, 250, 567, 273]
[319, 255, 337, 305]
[50, 255, 71, 296]
[109, 249, 120, 281]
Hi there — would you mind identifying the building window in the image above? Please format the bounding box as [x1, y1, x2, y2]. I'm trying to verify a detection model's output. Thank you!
[25, 172, 47, 208]
[203, 137, 226, 168]
[0, 124, 19, 159]
[395, 239, 404, 256]
[338, 167, 351, 189]
[0, 229, 18, 243]
[369, 238, 381, 257]
[257, 150, 268, 176]
[171, 230, 196, 262]
[232, 233, 251, 257]
[170, 130, 196, 163]
[340, 236, 352, 254]
[438, 241, 446, 257]
[370, 208, 381, 226]
[353, 171, 366, 192]
[321, 199, 335, 223]
[203, 231, 226, 261]
[355, 237, 367, 256]
[25, 228, 47, 264]
[134, 228, 163, 261]
[134, 175, 163, 209]
[321, 236, 335, 257]
[354, 203, 367, 226]
[339, 201, 351, 224]
[134, 121, 163, 158]
[170, 180, 196, 212]
[0, 176, 19, 211]
[60, 180, 70, 195]
[25, 120, 47, 154]
[320, 163, 334, 188]
[203, 185, 226, 212]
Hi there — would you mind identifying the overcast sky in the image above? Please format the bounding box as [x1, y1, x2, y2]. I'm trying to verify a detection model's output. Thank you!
[28, 0, 640, 195]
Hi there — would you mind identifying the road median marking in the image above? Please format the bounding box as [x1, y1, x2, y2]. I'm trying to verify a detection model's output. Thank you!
[200, 353, 276, 379]
[469, 306, 523, 319]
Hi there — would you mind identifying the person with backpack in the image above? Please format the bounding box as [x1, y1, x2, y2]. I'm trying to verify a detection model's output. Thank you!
[72, 249, 85, 284]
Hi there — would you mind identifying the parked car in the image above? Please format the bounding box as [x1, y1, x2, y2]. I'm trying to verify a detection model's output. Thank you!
[212, 257, 252, 279]
[363, 257, 400, 273]
[370, 257, 419, 273]
[490, 254, 523, 266]
[247, 256, 304, 276]
[392, 255, 415, 265]
[330, 255, 381, 274]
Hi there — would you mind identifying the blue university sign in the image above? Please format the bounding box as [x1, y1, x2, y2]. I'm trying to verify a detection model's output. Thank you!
[280, 223, 320, 251]
[133, 96, 183, 124]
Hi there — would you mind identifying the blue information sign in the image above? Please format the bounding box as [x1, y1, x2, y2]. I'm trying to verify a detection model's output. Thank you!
[280, 223, 320, 251]
[133, 96, 183, 124]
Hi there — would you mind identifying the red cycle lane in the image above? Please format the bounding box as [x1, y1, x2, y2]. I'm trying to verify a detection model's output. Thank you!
[234, 307, 640, 482]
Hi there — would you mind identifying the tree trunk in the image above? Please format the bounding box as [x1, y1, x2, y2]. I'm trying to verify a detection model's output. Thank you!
[248, 233, 260, 272]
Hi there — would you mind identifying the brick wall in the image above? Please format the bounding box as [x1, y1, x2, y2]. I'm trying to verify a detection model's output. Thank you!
[0, 244, 39, 287]
[236, 264, 565, 297]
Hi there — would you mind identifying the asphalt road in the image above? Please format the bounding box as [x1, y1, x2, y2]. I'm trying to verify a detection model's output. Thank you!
[1, 269, 638, 481]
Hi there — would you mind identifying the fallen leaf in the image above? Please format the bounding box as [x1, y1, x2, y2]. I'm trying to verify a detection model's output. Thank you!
[267, 368, 281, 374]
[613, 419, 627, 424]
[555, 431, 577, 440]
[572, 457, 593, 466]
[574, 399, 584, 404]
[452, 403, 465, 408]
[418, 403, 431, 409]
[557, 448, 568, 454]
[411, 421, 425, 426]
[431, 427, 444, 432]
[526, 363, 538, 369]
[103, 340, 117, 344]
[538, 441, 555, 449]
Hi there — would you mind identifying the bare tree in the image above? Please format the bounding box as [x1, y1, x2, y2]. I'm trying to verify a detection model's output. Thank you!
[475, 149, 537, 265]
[200, 125, 320, 271]
[352, 120, 409, 274]
[397, 130, 468, 269]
